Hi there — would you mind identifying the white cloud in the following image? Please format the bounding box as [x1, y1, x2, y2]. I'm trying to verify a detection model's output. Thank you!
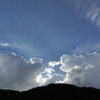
[60, 54, 84, 72]
[36, 66, 65, 86]
[44, 67, 55, 77]
[84, 64, 94, 70]
[36, 72, 65, 86]
[48, 61, 60, 67]
[0, 43, 10, 46]
[36, 50, 100, 89]
[60, 52, 100, 88]
[35, 67, 56, 86]
[30, 58, 43, 64]
[1, 47, 100, 90]
[0, 52, 43, 91]
[45, 74, 65, 84]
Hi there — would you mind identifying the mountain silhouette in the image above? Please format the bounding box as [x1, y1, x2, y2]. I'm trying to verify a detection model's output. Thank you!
[0, 83, 100, 100]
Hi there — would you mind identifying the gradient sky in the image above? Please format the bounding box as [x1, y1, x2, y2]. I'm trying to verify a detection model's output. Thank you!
[0, 0, 100, 91]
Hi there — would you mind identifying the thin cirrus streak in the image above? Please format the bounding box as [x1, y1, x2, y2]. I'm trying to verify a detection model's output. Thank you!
[73, 40, 100, 55]
[67, 0, 100, 27]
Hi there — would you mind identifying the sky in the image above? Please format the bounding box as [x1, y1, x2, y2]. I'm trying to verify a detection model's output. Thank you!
[0, 0, 100, 91]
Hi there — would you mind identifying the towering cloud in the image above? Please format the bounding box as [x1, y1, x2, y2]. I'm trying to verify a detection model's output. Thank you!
[60, 52, 100, 88]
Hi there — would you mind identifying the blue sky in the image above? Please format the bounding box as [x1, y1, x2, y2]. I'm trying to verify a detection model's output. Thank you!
[0, 0, 99, 59]
[0, 0, 100, 91]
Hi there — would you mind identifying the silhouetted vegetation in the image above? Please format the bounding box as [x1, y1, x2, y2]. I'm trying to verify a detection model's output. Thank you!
[0, 83, 100, 100]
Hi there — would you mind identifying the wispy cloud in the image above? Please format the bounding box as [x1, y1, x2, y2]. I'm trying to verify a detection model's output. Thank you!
[73, 40, 100, 55]
[67, 0, 100, 27]
[0, 43, 10, 46]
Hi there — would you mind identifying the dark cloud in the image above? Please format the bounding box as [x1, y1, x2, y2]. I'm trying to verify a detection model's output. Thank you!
[0, 53, 43, 91]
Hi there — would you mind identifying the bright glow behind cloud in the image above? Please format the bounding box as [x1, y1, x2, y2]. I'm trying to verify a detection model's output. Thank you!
[1, 51, 100, 91]
[36, 51, 100, 89]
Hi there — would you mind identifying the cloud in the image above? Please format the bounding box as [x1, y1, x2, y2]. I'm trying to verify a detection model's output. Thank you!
[1, 44, 100, 90]
[45, 74, 65, 84]
[0, 43, 10, 46]
[1, 51, 100, 91]
[36, 72, 65, 86]
[36, 43, 100, 89]
[36, 67, 65, 86]
[44, 67, 55, 77]
[67, 0, 83, 10]
[73, 40, 100, 55]
[67, 0, 100, 27]
[60, 54, 84, 72]
[48, 61, 60, 67]
[0, 52, 43, 91]
[60, 52, 100, 88]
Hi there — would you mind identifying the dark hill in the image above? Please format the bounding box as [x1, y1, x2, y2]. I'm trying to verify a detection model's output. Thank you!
[0, 83, 100, 100]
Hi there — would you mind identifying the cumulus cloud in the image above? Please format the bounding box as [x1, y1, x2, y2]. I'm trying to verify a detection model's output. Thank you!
[60, 54, 84, 71]
[45, 74, 65, 84]
[36, 49, 100, 89]
[60, 52, 100, 88]
[36, 66, 65, 86]
[48, 61, 60, 67]
[43, 67, 55, 77]
[1, 48, 100, 91]
[67, 0, 100, 27]
[36, 72, 65, 86]
[0, 52, 43, 91]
